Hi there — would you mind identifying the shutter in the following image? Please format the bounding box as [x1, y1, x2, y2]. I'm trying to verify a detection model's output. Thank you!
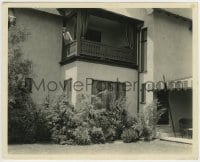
[141, 83, 146, 103]
[64, 79, 72, 102]
[118, 82, 126, 99]
[141, 28, 147, 72]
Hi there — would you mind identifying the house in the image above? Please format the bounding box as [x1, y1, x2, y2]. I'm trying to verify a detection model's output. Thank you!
[8, 8, 192, 139]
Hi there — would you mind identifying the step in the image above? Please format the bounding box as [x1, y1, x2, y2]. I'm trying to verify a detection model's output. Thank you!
[157, 125, 173, 133]
[157, 131, 182, 138]
[160, 137, 192, 144]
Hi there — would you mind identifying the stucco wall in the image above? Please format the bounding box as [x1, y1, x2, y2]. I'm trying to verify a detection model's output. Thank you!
[75, 61, 138, 116]
[14, 9, 63, 105]
[139, 11, 155, 109]
[60, 61, 138, 116]
[60, 62, 78, 105]
[153, 12, 192, 82]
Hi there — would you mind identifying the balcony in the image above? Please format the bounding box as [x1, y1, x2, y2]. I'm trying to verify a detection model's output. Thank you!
[61, 39, 137, 68]
[59, 8, 143, 68]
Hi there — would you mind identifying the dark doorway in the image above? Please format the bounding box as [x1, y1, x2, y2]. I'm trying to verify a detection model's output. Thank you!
[86, 29, 101, 42]
[156, 90, 169, 125]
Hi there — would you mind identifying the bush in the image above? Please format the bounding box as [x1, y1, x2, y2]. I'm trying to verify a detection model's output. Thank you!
[38, 92, 160, 145]
[34, 112, 52, 142]
[73, 126, 91, 145]
[8, 108, 37, 143]
[40, 93, 79, 143]
[8, 26, 38, 144]
[121, 128, 139, 143]
[104, 127, 116, 142]
[90, 127, 105, 144]
[138, 100, 165, 140]
[142, 126, 153, 141]
[124, 115, 138, 128]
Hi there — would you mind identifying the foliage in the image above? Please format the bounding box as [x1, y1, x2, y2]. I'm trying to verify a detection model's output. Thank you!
[8, 26, 32, 110]
[138, 99, 166, 140]
[90, 127, 105, 144]
[104, 127, 116, 142]
[142, 126, 153, 141]
[8, 26, 38, 143]
[73, 126, 91, 145]
[34, 110, 52, 142]
[121, 128, 139, 143]
[8, 107, 37, 143]
[39, 91, 130, 145]
[39, 92, 164, 145]
[40, 93, 76, 144]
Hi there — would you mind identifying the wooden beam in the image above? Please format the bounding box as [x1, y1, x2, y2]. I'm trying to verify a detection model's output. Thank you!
[88, 8, 143, 25]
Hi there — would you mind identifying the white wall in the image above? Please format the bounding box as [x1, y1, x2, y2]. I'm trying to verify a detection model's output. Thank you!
[153, 12, 192, 82]
[60, 61, 139, 116]
[76, 61, 138, 116]
[14, 9, 63, 105]
[60, 62, 78, 105]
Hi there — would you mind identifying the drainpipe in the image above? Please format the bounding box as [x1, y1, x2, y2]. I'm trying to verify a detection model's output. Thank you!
[137, 23, 143, 113]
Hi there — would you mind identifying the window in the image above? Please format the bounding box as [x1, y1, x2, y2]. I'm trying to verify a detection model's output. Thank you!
[85, 29, 101, 42]
[92, 79, 126, 108]
[25, 78, 32, 93]
[64, 79, 72, 102]
[140, 28, 147, 72]
[141, 83, 146, 104]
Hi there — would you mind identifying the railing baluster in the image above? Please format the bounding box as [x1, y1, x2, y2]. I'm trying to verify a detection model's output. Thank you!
[62, 39, 137, 66]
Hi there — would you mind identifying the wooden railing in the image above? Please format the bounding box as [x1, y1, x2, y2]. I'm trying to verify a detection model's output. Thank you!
[62, 39, 137, 66]
[80, 39, 137, 65]
[62, 41, 77, 59]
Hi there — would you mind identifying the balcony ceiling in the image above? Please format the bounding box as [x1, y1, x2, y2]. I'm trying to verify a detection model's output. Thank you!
[88, 8, 144, 25]
[89, 15, 124, 29]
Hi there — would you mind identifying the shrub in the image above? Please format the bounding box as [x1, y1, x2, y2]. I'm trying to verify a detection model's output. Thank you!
[124, 115, 138, 128]
[39, 92, 144, 145]
[8, 107, 37, 143]
[73, 126, 91, 145]
[143, 126, 153, 141]
[40, 93, 78, 143]
[8, 26, 38, 144]
[90, 127, 105, 144]
[121, 128, 139, 143]
[104, 127, 116, 142]
[138, 100, 165, 140]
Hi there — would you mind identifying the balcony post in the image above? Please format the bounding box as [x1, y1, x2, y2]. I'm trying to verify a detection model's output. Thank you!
[76, 10, 82, 56]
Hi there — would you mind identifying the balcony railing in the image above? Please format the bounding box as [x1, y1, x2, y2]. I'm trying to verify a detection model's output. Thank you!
[62, 39, 137, 66]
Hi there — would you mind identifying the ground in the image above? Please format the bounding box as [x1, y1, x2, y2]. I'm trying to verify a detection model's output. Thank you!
[8, 139, 193, 159]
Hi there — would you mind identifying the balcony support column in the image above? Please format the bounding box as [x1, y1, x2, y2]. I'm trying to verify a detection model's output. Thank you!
[76, 10, 82, 56]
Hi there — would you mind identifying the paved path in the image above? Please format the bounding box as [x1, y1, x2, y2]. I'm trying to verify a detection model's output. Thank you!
[8, 140, 192, 156]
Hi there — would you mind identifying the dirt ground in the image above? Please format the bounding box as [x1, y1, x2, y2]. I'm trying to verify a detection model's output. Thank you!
[8, 139, 193, 159]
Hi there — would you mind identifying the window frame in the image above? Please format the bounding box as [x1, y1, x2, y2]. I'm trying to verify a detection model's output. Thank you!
[63, 78, 72, 102]
[91, 79, 126, 107]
